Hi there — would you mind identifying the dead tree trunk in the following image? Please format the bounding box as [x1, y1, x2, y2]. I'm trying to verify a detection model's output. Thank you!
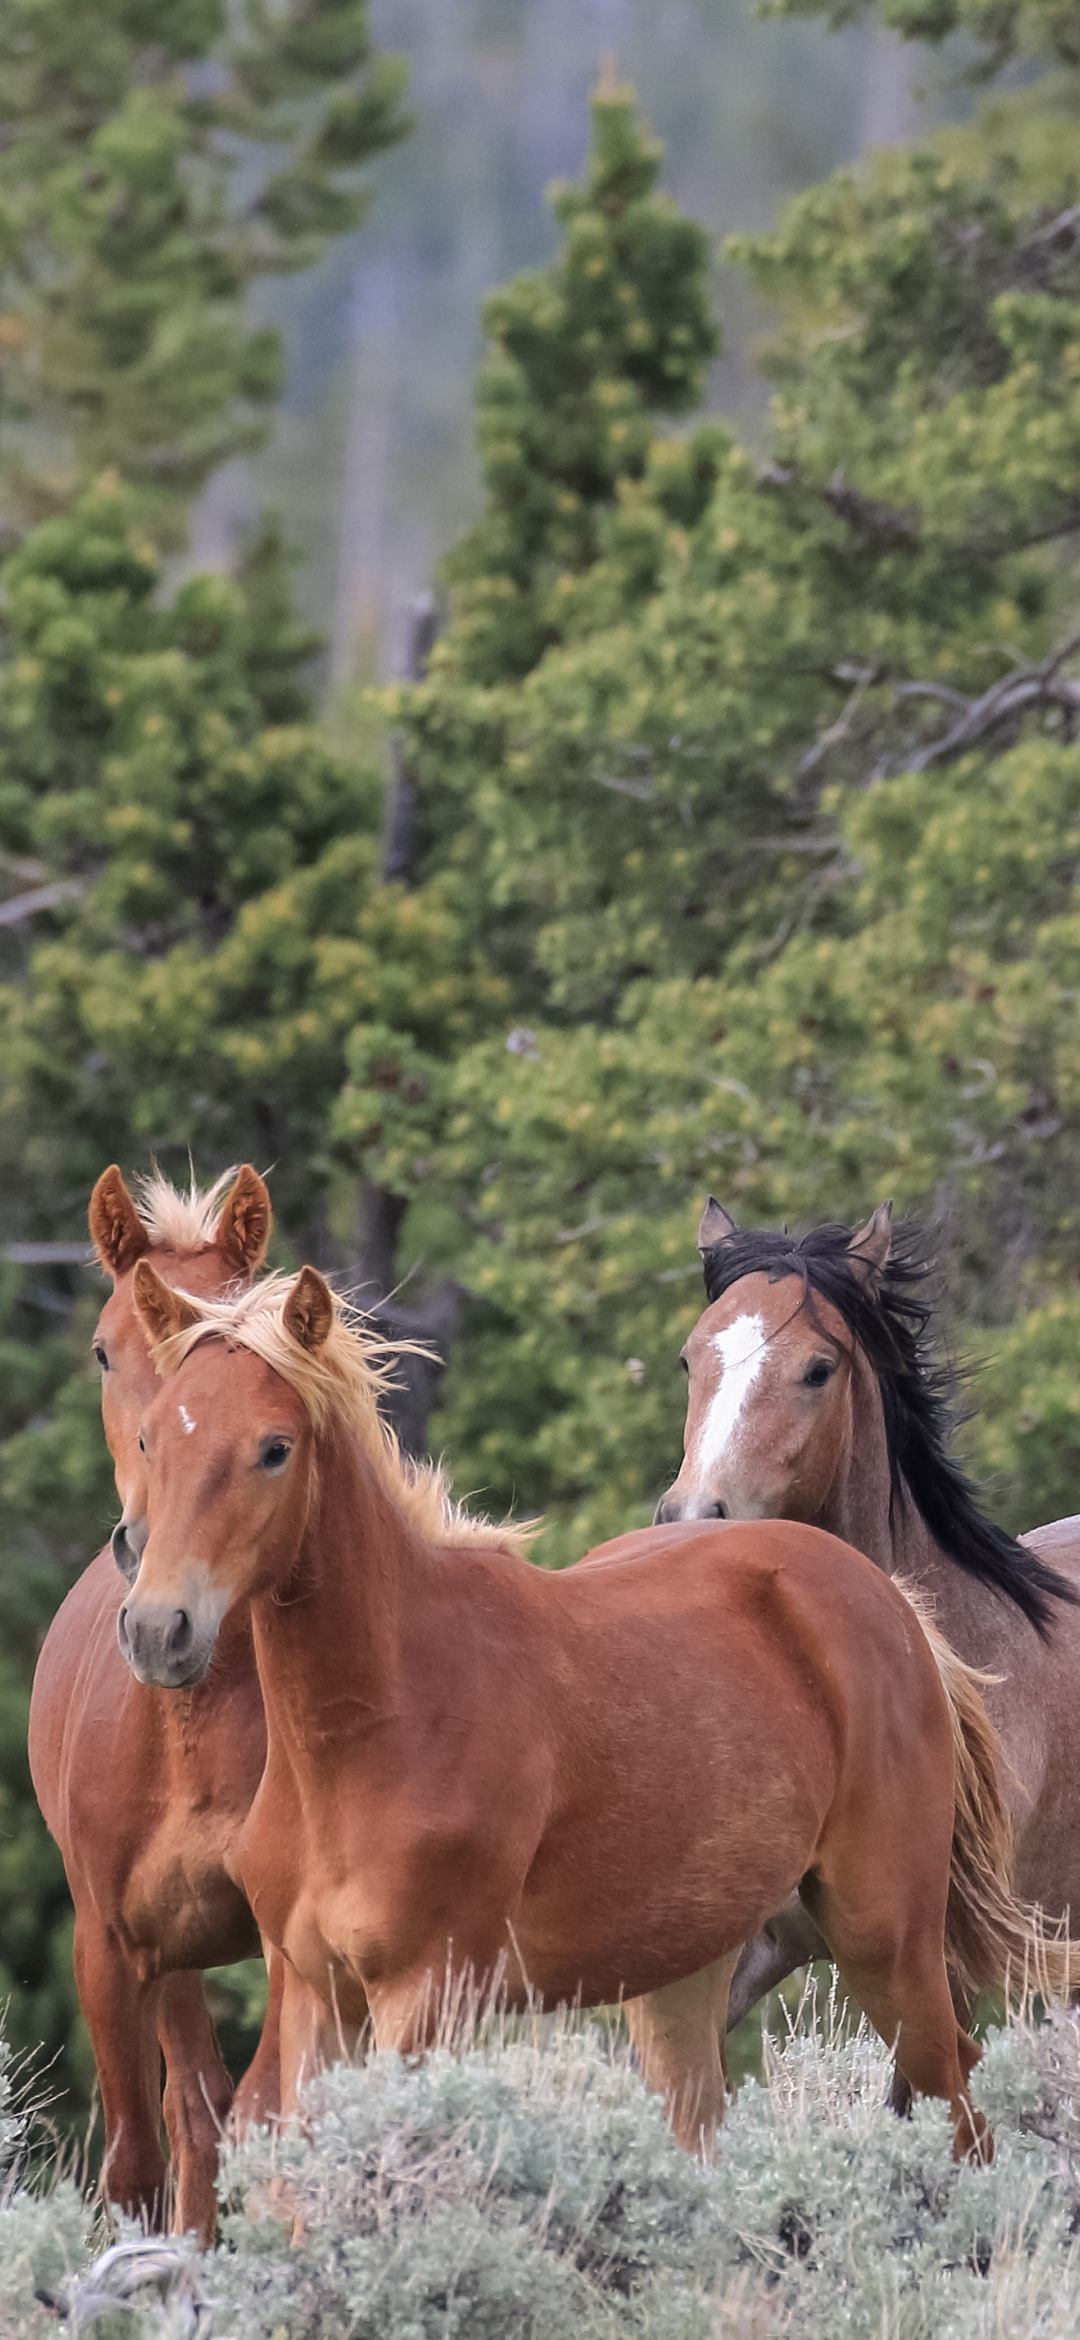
[349, 591, 462, 1459]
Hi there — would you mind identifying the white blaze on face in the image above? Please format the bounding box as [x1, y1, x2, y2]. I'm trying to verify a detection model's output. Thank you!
[178, 1404, 197, 1437]
[690, 1312, 768, 1491]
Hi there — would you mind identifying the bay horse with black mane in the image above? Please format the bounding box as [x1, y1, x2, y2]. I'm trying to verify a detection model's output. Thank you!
[29, 1165, 277, 2240]
[656, 1200, 1080, 2035]
[111, 1263, 1080, 2164]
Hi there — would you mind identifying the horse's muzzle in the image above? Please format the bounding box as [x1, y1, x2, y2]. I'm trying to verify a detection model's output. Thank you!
[117, 1596, 213, 1688]
[653, 1489, 728, 1524]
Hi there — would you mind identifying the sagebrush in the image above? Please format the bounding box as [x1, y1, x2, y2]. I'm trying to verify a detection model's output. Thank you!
[7, 1995, 1080, 2336]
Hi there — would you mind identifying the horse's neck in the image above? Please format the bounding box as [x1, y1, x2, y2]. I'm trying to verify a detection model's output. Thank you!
[250, 1427, 421, 1800]
[824, 1351, 1004, 1665]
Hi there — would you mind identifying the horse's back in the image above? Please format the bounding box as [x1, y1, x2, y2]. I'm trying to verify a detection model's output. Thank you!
[574, 1514, 928, 1637]
[1021, 1514, 1080, 1581]
[559, 1516, 951, 1775]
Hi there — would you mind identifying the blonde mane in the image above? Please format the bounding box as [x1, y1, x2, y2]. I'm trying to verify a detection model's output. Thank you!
[152, 1273, 532, 1559]
[135, 1165, 241, 1254]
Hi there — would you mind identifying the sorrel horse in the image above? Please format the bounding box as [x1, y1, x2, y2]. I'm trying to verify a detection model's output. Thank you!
[28, 1165, 276, 2240]
[655, 1200, 1080, 2032]
[112, 1266, 1079, 2163]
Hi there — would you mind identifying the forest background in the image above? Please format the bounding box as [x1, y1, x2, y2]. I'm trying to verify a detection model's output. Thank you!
[3, 0, 1080, 2137]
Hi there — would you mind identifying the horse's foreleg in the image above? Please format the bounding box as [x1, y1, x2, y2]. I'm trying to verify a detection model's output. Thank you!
[725, 1897, 829, 2032]
[157, 1971, 233, 2243]
[73, 1916, 166, 2225]
[231, 1942, 284, 2133]
[277, 1957, 364, 2119]
[624, 1953, 741, 2155]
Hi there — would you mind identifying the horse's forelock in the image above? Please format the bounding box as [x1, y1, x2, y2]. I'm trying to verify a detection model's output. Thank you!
[147, 1274, 530, 1561]
[134, 1165, 240, 1255]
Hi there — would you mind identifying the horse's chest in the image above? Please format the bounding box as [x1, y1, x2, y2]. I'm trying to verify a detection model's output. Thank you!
[125, 1814, 256, 1971]
[253, 1799, 517, 2002]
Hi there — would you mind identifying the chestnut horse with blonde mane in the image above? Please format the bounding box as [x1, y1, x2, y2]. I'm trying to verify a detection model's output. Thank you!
[113, 1263, 1080, 2163]
[29, 1165, 276, 2240]
[656, 1200, 1080, 2040]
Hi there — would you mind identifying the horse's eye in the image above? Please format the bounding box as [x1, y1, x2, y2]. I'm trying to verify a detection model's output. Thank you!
[259, 1439, 292, 1474]
[803, 1360, 833, 1388]
[93, 1345, 109, 1370]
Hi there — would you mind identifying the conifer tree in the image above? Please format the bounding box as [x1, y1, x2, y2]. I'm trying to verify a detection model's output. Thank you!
[0, 0, 409, 2110]
[0, 0, 407, 536]
[361, 60, 1080, 1556]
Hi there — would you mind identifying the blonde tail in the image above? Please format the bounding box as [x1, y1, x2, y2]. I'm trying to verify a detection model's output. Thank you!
[895, 1578, 1079, 2001]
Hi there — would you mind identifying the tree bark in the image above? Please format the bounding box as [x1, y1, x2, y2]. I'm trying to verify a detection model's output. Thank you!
[346, 591, 462, 1459]
[382, 592, 438, 884]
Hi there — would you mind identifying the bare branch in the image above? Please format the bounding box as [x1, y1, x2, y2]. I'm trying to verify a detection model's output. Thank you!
[893, 681, 970, 710]
[904, 631, 1080, 771]
[3, 1241, 94, 1265]
[797, 668, 877, 777]
[793, 631, 1080, 787]
[593, 769, 654, 802]
[0, 878, 82, 927]
[0, 849, 48, 884]
[825, 469, 918, 546]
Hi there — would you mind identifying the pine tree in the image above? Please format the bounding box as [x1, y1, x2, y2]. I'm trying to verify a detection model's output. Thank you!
[0, 0, 408, 538]
[359, 59, 1080, 1556]
[0, 0, 409, 2116]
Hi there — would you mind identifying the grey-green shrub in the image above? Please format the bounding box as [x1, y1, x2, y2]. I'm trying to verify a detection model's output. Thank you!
[208, 2023, 720, 2339]
[710, 2005, 1080, 2338]
[10, 1999, 1080, 2337]
[0, 2030, 94, 2340]
[203, 2002, 1080, 2339]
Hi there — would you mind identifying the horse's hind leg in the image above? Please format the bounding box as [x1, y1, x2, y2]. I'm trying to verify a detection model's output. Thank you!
[726, 1897, 828, 2033]
[805, 1880, 989, 2162]
[73, 1916, 166, 2225]
[624, 1952, 740, 2155]
[888, 1968, 974, 2120]
[158, 1972, 233, 2242]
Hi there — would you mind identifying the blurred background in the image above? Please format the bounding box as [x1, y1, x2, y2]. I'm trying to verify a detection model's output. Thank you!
[197, 0, 937, 682]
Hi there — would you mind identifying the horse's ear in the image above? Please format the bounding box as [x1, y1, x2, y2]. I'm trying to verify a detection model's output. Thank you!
[216, 1165, 271, 1275]
[132, 1259, 201, 1349]
[848, 1202, 893, 1292]
[283, 1266, 335, 1353]
[697, 1198, 738, 1256]
[89, 1166, 151, 1277]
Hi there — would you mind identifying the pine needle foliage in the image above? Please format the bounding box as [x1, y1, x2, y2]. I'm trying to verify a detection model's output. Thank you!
[0, 0, 409, 536]
[437, 81, 718, 688]
[366, 54, 1080, 1559]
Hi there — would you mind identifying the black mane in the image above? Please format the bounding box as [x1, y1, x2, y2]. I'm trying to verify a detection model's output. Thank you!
[700, 1220, 1075, 1637]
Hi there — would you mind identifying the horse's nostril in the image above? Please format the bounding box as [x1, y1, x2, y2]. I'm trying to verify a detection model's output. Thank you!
[111, 1515, 147, 1581]
[169, 1609, 193, 1659]
[711, 1499, 728, 1521]
[654, 1494, 677, 1525]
